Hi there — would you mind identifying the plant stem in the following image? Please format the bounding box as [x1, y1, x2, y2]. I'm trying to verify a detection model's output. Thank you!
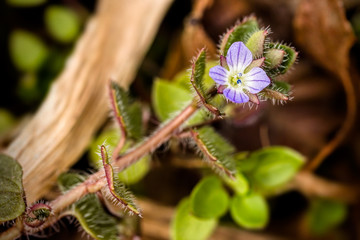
[0, 103, 198, 238]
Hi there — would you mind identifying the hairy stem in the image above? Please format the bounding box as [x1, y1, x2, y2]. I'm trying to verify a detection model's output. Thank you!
[0, 103, 198, 239]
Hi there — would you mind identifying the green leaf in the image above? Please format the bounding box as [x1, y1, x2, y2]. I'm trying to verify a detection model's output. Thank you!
[250, 146, 305, 191]
[58, 173, 119, 240]
[193, 126, 236, 178]
[152, 79, 193, 122]
[264, 49, 285, 69]
[171, 198, 217, 240]
[190, 176, 229, 219]
[0, 154, 25, 222]
[266, 43, 297, 76]
[230, 193, 269, 229]
[45, 5, 80, 43]
[307, 199, 347, 235]
[111, 82, 143, 140]
[89, 128, 150, 184]
[245, 30, 267, 58]
[174, 61, 225, 110]
[9, 30, 48, 72]
[6, 0, 46, 7]
[259, 81, 291, 102]
[89, 128, 121, 169]
[117, 155, 150, 185]
[190, 48, 207, 99]
[100, 145, 141, 216]
[221, 17, 259, 56]
[222, 172, 249, 196]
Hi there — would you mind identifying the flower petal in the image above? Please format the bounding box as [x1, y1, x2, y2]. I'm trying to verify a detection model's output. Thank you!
[223, 87, 249, 103]
[209, 65, 229, 85]
[226, 42, 253, 72]
[244, 67, 270, 94]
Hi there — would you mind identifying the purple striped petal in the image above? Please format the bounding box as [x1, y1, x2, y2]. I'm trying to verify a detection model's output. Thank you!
[209, 65, 229, 85]
[226, 42, 253, 72]
[223, 88, 249, 103]
[244, 67, 270, 94]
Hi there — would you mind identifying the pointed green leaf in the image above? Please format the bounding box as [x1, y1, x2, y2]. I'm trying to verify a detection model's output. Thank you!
[58, 173, 119, 240]
[0, 154, 25, 222]
[190, 176, 229, 219]
[266, 43, 297, 76]
[264, 49, 285, 69]
[193, 126, 236, 178]
[171, 198, 217, 240]
[250, 146, 305, 191]
[230, 193, 269, 229]
[45, 6, 80, 43]
[221, 17, 259, 56]
[9, 30, 48, 71]
[89, 128, 150, 184]
[190, 48, 207, 99]
[101, 145, 141, 216]
[111, 82, 143, 140]
[174, 61, 225, 110]
[307, 199, 347, 235]
[245, 30, 267, 58]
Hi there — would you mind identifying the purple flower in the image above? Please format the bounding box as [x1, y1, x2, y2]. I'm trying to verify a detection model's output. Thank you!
[209, 42, 270, 103]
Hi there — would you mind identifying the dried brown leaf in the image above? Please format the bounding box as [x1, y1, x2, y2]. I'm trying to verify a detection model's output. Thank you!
[294, 0, 355, 75]
[294, 0, 357, 170]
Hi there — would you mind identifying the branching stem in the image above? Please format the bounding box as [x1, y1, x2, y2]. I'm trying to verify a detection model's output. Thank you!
[0, 103, 198, 239]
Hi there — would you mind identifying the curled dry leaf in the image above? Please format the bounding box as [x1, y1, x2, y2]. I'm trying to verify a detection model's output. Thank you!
[294, 0, 357, 170]
[294, 0, 355, 74]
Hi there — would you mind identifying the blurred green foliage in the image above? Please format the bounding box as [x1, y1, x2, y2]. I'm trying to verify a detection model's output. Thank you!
[45, 6, 80, 43]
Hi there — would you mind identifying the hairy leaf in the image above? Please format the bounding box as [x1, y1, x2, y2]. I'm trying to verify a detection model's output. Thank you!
[101, 146, 141, 216]
[266, 43, 297, 76]
[171, 198, 217, 240]
[221, 17, 259, 56]
[190, 48, 207, 99]
[190, 176, 229, 219]
[264, 49, 285, 69]
[259, 80, 291, 103]
[58, 173, 119, 240]
[230, 193, 269, 229]
[110, 82, 143, 140]
[192, 126, 236, 178]
[0, 154, 25, 222]
[245, 30, 267, 58]
[89, 128, 150, 184]
[174, 61, 225, 110]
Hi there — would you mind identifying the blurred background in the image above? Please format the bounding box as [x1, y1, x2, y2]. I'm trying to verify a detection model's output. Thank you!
[1, 0, 360, 239]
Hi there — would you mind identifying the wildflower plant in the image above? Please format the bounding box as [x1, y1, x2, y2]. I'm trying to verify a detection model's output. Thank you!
[0, 16, 316, 240]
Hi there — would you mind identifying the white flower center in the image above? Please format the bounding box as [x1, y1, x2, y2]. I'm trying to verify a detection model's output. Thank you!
[229, 71, 245, 88]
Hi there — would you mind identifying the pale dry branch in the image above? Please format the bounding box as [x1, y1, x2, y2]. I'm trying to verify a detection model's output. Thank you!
[4, 0, 173, 204]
